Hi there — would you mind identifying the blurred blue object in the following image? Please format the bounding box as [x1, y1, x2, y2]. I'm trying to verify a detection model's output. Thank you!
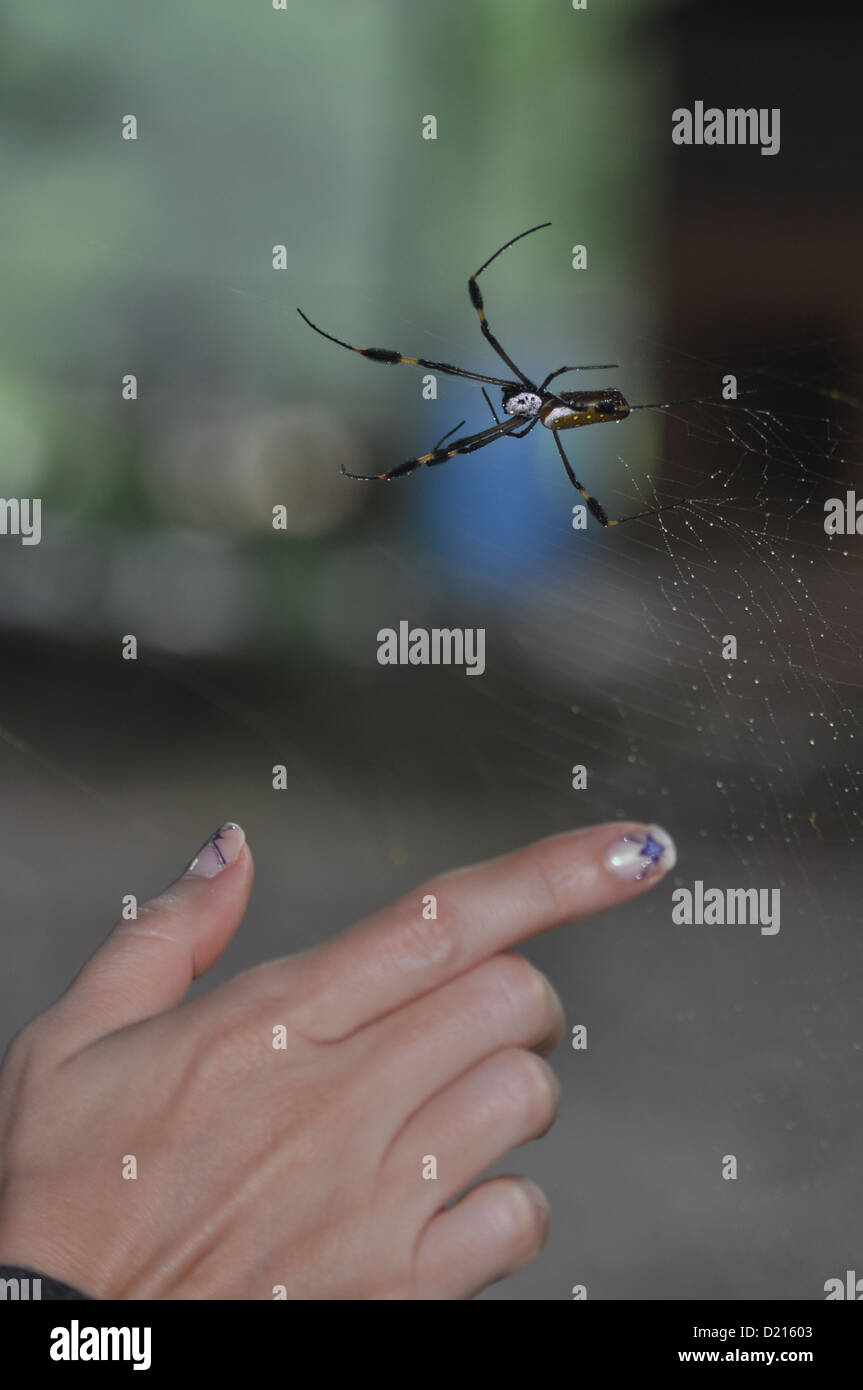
[412, 417, 569, 594]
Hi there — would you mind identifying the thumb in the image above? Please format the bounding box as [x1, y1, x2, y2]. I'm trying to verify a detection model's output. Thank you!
[49, 823, 253, 1053]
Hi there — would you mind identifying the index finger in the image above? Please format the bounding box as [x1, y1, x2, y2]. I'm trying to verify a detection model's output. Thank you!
[284, 821, 676, 1042]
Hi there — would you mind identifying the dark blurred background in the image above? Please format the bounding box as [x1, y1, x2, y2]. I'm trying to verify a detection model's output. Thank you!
[1, 0, 861, 1299]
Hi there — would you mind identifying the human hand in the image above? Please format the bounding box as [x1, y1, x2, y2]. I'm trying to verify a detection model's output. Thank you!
[0, 819, 674, 1299]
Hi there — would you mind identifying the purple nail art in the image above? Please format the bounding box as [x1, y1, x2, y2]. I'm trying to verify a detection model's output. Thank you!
[604, 825, 676, 883]
[187, 822, 245, 879]
[628, 833, 666, 880]
[210, 828, 228, 867]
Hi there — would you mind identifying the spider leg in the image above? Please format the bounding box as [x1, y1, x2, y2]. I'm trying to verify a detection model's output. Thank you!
[541, 363, 619, 390]
[342, 417, 524, 481]
[431, 419, 466, 450]
[551, 431, 688, 527]
[297, 308, 516, 388]
[508, 417, 538, 439]
[481, 387, 501, 424]
[468, 225, 550, 389]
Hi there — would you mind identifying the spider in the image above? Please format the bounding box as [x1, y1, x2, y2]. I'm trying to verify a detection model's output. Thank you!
[297, 222, 700, 527]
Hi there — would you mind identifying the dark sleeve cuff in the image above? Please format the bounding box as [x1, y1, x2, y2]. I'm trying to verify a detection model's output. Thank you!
[0, 1264, 93, 1300]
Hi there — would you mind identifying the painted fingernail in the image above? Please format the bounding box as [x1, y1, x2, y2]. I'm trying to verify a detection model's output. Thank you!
[186, 822, 245, 878]
[604, 824, 676, 883]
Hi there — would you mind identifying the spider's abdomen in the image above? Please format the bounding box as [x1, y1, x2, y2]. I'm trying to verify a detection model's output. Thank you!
[540, 402, 593, 429]
[540, 389, 631, 430]
[502, 390, 543, 418]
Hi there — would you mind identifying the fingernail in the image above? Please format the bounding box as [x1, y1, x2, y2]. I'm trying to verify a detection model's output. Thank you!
[604, 824, 676, 883]
[517, 1178, 551, 1235]
[186, 822, 245, 878]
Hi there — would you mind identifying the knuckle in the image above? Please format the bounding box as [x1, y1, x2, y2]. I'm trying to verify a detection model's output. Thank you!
[386, 896, 461, 978]
[0, 1020, 57, 1105]
[499, 1048, 560, 1127]
[477, 953, 551, 1028]
[2, 1019, 47, 1073]
[3, 1020, 36, 1063]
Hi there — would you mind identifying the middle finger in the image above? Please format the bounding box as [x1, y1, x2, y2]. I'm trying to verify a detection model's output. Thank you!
[354, 951, 565, 1123]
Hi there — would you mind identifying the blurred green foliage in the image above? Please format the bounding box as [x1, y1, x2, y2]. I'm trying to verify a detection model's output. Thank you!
[0, 0, 661, 649]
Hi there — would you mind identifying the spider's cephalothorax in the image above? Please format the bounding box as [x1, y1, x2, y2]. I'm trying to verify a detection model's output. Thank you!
[539, 388, 631, 430]
[298, 222, 699, 527]
[501, 389, 543, 419]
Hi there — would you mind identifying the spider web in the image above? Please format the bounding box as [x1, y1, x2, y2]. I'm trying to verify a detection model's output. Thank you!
[418, 355, 863, 938]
